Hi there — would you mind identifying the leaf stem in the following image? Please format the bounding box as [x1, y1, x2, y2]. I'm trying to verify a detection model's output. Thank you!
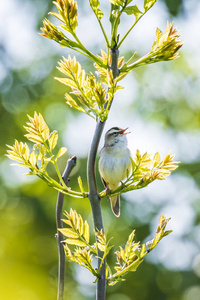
[117, 12, 145, 48]
[97, 18, 110, 47]
[71, 30, 105, 67]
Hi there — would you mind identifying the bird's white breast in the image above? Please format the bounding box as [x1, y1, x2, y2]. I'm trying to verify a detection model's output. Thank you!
[99, 147, 131, 189]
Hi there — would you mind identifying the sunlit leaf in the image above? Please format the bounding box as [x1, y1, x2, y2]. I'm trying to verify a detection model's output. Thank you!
[50, 0, 78, 33]
[25, 133, 43, 144]
[128, 258, 143, 272]
[78, 176, 85, 194]
[64, 238, 86, 247]
[152, 152, 160, 168]
[48, 130, 58, 150]
[56, 147, 68, 160]
[89, 0, 104, 20]
[84, 220, 90, 244]
[59, 228, 79, 239]
[29, 151, 37, 167]
[124, 5, 142, 20]
[144, 0, 157, 12]
[108, 0, 124, 7]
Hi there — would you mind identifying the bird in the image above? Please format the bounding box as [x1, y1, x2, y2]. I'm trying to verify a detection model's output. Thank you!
[99, 127, 132, 217]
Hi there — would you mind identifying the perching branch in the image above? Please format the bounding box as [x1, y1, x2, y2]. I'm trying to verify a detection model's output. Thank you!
[56, 156, 77, 300]
[87, 120, 106, 300]
[87, 48, 119, 300]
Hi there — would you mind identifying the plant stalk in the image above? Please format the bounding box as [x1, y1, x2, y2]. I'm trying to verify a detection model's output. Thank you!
[56, 156, 77, 300]
[87, 48, 119, 300]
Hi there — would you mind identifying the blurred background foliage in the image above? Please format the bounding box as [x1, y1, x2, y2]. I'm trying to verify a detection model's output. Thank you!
[1, 0, 200, 299]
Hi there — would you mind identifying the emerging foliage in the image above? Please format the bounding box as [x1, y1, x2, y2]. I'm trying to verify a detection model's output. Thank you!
[56, 55, 122, 121]
[123, 22, 184, 72]
[61, 209, 112, 277]
[144, 0, 157, 12]
[40, 0, 105, 66]
[6, 112, 84, 198]
[61, 209, 172, 285]
[50, 0, 78, 33]
[107, 214, 171, 285]
[89, 0, 104, 20]
[99, 150, 179, 198]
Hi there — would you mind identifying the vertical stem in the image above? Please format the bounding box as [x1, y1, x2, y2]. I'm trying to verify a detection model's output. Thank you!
[87, 120, 106, 300]
[87, 48, 119, 300]
[56, 156, 77, 300]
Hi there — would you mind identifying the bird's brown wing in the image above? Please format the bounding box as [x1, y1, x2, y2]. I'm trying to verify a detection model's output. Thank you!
[101, 176, 108, 189]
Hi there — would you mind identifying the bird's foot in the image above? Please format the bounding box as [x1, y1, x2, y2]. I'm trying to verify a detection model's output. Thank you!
[105, 186, 111, 196]
[120, 181, 126, 189]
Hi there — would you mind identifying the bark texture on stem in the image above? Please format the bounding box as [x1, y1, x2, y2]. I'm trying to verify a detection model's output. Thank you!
[56, 156, 77, 300]
[87, 48, 119, 300]
[87, 120, 106, 300]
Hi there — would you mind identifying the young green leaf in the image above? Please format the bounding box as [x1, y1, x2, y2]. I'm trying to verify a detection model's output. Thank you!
[89, 0, 104, 20]
[64, 238, 86, 247]
[124, 5, 142, 20]
[56, 147, 68, 160]
[109, 0, 124, 7]
[48, 130, 58, 151]
[152, 152, 161, 168]
[50, 0, 78, 33]
[59, 228, 79, 239]
[144, 0, 157, 12]
[78, 176, 85, 194]
[83, 220, 90, 244]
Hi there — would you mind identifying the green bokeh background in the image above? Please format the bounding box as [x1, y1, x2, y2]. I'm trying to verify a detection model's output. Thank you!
[1, 0, 200, 299]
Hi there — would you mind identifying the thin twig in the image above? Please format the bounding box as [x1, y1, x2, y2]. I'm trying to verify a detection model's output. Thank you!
[56, 156, 77, 300]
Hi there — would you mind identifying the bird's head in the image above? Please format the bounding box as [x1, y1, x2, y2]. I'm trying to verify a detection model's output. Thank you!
[104, 127, 130, 148]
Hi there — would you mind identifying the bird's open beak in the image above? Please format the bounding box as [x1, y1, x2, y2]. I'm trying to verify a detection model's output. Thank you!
[120, 128, 130, 135]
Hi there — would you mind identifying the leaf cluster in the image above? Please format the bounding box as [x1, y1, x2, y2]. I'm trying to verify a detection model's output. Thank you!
[40, 1, 184, 122]
[55, 55, 122, 121]
[99, 150, 179, 198]
[123, 22, 184, 72]
[40, 0, 105, 66]
[6, 113, 179, 200]
[60, 209, 113, 277]
[6, 112, 84, 198]
[61, 209, 172, 285]
[51, 0, 78, 33]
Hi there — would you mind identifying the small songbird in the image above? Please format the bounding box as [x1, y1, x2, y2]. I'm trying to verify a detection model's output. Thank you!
[99, 127, 132, 217]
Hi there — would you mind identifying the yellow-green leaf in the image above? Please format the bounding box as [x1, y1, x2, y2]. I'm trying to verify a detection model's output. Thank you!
[59, 228, 79, 239]
[153, 152, 160, 168]
[78, 176, 85, 193]
[48, 130, 58, 150]
[64, 238, 86, 247]
[25, 133, 43, 144]
[124, 5, 142, 20]
[84, 220, 90, 243]
[108, 0, 124, 6]
[62, 219, 71, 226]
[144, 0, 157, 12]
[128, 258, 143, 272]
[97, 242, 106, 252]
[29, 151, 37, 167]
[39, 114, 50, 140]
[56, 147, 68, 159]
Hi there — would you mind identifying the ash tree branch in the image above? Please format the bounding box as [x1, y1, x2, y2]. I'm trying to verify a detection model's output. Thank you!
[56, 156, 77, 300]
[87, 48, 119, 300]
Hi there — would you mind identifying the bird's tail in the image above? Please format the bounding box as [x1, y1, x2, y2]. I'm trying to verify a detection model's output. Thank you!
[110, 195, 120, 217]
